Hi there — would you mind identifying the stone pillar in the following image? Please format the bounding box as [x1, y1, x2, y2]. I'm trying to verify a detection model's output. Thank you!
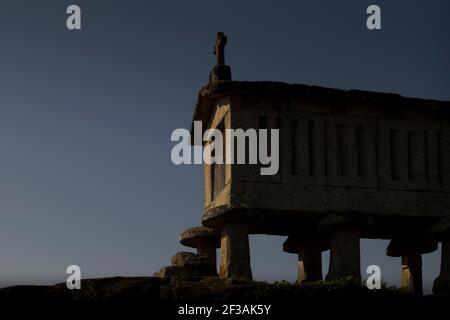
[401, 253, 423, 296]
[179, 226, 220, 276]
[433, 239, 450, 294]
[197, 240, 217, 273]
[326, 228, 361, 281]
[386, 238, 437, 296]
[219, 223, 252, 280]
[298, 246, 322, 282]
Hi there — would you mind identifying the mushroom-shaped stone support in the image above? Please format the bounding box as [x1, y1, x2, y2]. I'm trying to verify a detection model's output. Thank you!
[425, 217, 450, 295]
[283, 236, 329, 283]
[386, 239, 438, 296]
[317, 213, 374, 281]
[180, 227, 220, 274]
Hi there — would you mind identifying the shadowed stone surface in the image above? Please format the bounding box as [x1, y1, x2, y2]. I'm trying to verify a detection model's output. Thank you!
[316, 212, 374, 234]
[297, 250, 322, 283]
[197, 242, 217, 274]
[283, 236, 329, 253]
[426, 217, 450, 239]
[434, 239, 450, 294]
[326, 228, 361, 281]
[425, 219, 450, 294]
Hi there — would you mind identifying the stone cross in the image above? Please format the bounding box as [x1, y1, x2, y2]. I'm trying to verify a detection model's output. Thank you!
[214, 32, 227, 66]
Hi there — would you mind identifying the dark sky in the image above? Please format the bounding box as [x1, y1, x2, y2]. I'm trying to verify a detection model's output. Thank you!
[0, 0, 448, 292]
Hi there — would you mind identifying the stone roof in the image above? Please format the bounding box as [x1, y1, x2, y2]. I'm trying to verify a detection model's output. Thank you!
[191, 80, 450, 143]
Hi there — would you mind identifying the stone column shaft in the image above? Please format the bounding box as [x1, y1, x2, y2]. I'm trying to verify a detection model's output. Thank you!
[433, 239, 450, 294]
[219, 223, 252, 280]
[326, 228, 361, 281]
[197, 240, 217, 273]
[298, 247, 322, 282]
[401, 253, 423, 296]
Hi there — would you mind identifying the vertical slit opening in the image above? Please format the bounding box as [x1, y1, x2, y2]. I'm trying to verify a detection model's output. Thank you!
[337, 125, 344, 176]
[390, 130, 399, 181]
[291, 119, 298, 175]
[356, 125, 363, 178]
[212, 121, 225, 199]
[424, 131, 429, 183]
[308, 121, 315, 176]
[437, 131, 444, 184]
[407, 131, 416, 181]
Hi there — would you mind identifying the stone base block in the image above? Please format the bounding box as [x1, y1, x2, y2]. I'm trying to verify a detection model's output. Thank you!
[154, 265, 216, 278]
[171, 251, 207, 268]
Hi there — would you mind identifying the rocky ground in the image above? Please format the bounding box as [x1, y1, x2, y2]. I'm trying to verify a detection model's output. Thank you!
[0, 276, 448, 316]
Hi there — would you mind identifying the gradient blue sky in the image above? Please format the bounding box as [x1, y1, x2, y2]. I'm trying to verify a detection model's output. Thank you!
[0, 0, 448, 292]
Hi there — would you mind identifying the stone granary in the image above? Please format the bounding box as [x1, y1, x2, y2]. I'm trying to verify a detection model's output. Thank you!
[160, 33, 450, 295]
